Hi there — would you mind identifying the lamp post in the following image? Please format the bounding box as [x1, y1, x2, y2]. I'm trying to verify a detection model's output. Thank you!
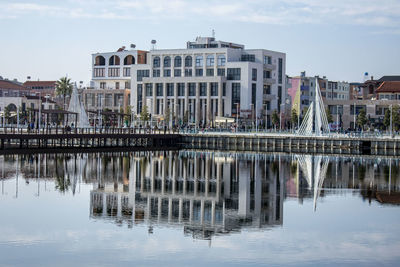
[263, 104, 268, 132]
[353, 101, 356, 131]
[390, 104, 393, 137]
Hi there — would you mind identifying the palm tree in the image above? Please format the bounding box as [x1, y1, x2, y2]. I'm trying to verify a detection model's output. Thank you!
[55, 77, 73, 110]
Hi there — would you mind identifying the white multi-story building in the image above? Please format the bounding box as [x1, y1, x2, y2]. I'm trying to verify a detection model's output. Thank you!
[84, 48, 147, 115]
[327, 81, 350, 100]
[131, 37, 286, 127]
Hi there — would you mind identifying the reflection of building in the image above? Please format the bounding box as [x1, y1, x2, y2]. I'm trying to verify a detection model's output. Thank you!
[90, 152, 284, 239]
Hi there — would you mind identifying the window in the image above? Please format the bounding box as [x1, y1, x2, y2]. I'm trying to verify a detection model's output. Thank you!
[263, 70, 271, 79]
[252, 68, 257, 81]
[109, 55, 120, 66]
[108, 68, 120, 77]
[95, 56, 105, 66]
[94, 68, 105, 77]
[184, 69, 192, 77]
[123, 67, 130, 77]
[263, 56, 272, 65]
[124, 55, 135, 65]
[185, 56, 192, 67]
[137, 84, 142, 99]
[188, 83, 195, 96]
[211, 83, 218, 96]
[200, 83, 206, 96]
[206, 55, 214, 66]
[114, 94, 124, 106]
[156, 83, 163, 96]
[115, 82, 120, 89]
[153, 56, 160, 68]
[164, 56, 171, 67]
[100, 82, 106, 89]
[153, 69, 160, 77]
[223, 83, 226, 96]
[105, 94, 113, 107]
[163, 69, 171, 77]
[206, 69, 214, 76]
[174, 56, 182, 67]
[217, 55, 226, 66]
[145, 83, 153, 96]
[217, 68, 225, 76]
[195, 56, 203, 67]
[174, 69, 181, 77]
[252, 84, 256, 108]
[278, 58, 283, 84]
[263, 85, 271, 94]
[167, 83, 174, 96]
[125, 81, 130, 89]
[227, 68, 241, 80]
[231, 83, 240, 113]
[241, 54, 255, 62]
[177, 83, 185, 96]
[137, 70, 150, 81]
[195, 69, 203, 77]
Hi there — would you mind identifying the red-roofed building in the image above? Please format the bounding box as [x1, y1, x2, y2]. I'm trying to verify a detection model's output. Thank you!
[376, 81, 400, 100]
[23, 80, 57, 97]
[0, 79, 31, 97]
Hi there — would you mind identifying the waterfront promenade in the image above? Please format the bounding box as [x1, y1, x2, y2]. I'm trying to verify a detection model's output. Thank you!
[0, 126, 399, 156]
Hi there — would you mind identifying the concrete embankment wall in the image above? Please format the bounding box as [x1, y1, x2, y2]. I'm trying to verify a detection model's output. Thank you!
[180, 134, 400, 156]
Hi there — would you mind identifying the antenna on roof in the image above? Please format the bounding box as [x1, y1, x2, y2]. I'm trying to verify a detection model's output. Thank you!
[151, 40, 157, 50]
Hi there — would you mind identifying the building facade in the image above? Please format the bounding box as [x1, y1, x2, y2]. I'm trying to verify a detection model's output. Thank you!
[130, 37, 286, 127]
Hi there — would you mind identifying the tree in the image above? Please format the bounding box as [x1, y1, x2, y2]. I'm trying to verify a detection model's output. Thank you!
[183, 110, 189, 125]
[164, 107, 171, 126]
[325, 107, 333, 124]
[271, 110, 280, 128]
[291, 109, 298, 127]
[383, 109, 391, 130]
[356, 108, 367, 130]
[124, 105, 132, 125]
[55, 77, 73, 110]
[140, 105, 150, 122]
[393, 105, 400, 131]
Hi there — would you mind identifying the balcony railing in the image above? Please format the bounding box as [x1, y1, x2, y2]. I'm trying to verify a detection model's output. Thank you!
[263, 78, 276, 84]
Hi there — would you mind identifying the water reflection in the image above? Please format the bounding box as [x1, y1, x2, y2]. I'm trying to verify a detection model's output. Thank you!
[1, 151, 399, 240]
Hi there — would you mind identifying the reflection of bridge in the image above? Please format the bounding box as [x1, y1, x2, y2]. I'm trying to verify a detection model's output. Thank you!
[90, 152, 284, 239]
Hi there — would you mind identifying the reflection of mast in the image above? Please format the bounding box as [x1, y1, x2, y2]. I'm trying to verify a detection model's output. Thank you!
[297, 155, 330, 211]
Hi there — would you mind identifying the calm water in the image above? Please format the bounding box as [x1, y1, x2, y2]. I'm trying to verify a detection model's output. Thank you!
[0, 151, 399, 267]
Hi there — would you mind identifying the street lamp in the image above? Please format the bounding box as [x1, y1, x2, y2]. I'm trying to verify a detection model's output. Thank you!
[336, 105, 340, 134]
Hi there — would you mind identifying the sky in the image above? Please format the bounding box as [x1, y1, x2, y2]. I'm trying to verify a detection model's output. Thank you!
[0, 0, 399, 85]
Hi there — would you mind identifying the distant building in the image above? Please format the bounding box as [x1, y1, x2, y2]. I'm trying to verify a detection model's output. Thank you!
[376, 81, 400, 100]
[23, 80, 57, 97]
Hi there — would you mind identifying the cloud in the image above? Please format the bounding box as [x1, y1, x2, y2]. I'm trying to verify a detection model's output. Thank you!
[0, 0, 399, 30]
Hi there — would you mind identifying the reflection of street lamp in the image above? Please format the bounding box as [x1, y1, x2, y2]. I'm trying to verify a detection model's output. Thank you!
[264, 104, 268, 131]
[235, 102, 239, 133]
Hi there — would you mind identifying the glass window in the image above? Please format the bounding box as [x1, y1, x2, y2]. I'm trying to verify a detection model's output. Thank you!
[174, 69, 181, 77]
[153, 56, 160, 68]
[206, 69, 214, 76]
[217, 68, 225, 76]
[137, 70, 149, 81]
[195, 56, 203, 67]
[163, 69, 171, 77]
[145, 83, 153, 96]
[167, 83, 174, 96]
[188, 83, 196, 96]
[252, 68, 257, 81]
[177, 83, 185, 96]
[153, 69, 160, 77]
[184, 69, 192, 77]
[231, 83, 240, 113]
[123, 67, 130, 77]
[195, 69, 203, 77]
[156, 83, 163, 96]
[163, 56, 171, 67]
[211, 83, 218, 96]
[174, 56, 182, 67]
[278, 58, 283, 84]
[217, 55, 226, 66]
[227, 68, 241, 80]
[199, 83, 206, 96]
[206, 55, 214, 66]
[185, 56, 192, 67]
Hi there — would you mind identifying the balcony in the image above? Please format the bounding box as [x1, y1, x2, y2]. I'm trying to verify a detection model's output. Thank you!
[263, 94, 276, 101]
[264, 64, 276, 70]
[263, 78, 276, 84]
